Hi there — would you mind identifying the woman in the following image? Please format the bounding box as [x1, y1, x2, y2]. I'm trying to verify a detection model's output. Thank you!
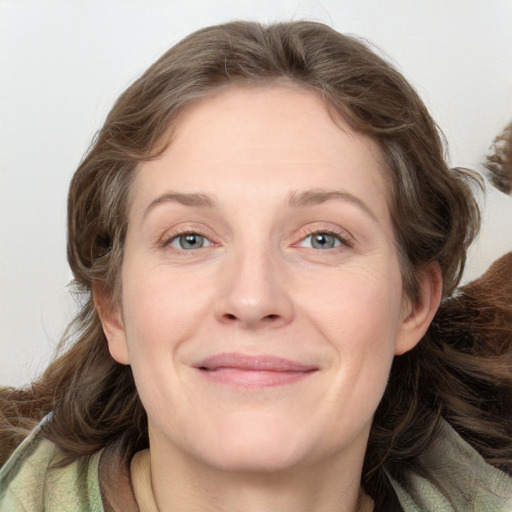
[1, 21, 511, 512]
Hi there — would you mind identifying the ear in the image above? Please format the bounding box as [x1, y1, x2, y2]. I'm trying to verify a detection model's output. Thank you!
[395, 262, 443, 355]
[92, 282, 130, 365]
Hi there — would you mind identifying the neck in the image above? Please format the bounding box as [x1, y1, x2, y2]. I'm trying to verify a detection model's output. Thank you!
[148, 435, 373, 512]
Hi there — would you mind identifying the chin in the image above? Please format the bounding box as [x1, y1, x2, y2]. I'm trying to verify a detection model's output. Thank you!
[190, 414, 317, 473]
[203, 441, 306, 474]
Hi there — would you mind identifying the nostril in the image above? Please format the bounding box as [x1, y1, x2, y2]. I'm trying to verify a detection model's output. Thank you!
[222, 313, 280, 322]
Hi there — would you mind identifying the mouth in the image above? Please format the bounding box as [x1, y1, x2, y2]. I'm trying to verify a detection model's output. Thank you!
[193, 353, 319, 388]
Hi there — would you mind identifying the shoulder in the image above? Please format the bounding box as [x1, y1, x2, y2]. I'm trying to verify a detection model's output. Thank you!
[0, 422, 104, 512]
[388, 419, 512, 512]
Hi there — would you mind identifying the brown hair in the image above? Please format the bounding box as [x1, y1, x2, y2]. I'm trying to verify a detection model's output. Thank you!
[2, 20, 510, 507]
[484, 120, 512, 195]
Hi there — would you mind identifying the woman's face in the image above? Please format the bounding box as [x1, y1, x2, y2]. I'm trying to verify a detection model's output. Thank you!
[102, 85, 431, 474]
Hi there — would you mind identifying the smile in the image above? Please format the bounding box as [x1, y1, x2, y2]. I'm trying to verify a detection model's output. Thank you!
[193, 353, 319, 388]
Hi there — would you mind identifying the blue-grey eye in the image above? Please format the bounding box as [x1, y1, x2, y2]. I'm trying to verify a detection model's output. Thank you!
[170, 233, 209, 250]
[302, 233, 342, 249]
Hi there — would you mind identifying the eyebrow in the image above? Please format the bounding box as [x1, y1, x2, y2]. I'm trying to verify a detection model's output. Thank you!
[143, 192, 215, 219]
[287, 189, 378, 222]
[143, 188, 378, 222]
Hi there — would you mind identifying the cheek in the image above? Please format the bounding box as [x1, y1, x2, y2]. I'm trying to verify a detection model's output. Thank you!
[304, 263, 403, 344]
[121, 263, 211, 348]
[118, 269, 203, 429]
[301, 265, 403, 401]
[118, 264, 217, 421]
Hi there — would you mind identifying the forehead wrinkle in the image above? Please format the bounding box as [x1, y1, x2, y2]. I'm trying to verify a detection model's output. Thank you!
[287, 189, 378, 223]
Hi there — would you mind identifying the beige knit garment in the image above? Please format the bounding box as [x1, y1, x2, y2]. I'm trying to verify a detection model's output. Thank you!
[131, 449, 160, 512]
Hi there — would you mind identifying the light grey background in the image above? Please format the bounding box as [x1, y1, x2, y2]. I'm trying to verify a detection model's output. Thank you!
[1, 0, 512, 386]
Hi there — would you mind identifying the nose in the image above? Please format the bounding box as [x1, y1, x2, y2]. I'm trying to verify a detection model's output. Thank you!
[215, 246, 295, 329]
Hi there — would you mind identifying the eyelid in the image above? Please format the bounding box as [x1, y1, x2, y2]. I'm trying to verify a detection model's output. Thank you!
[158, 223, 218, 249]
[294, 224, 354, 249]
[156, 222, 354, 252]
[168, 233, 214, 250]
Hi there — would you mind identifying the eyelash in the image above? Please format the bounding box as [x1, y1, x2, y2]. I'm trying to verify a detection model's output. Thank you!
[296, 227, 353, 251]
[160, 226, 352, 253]
[161, 230, 215, 251]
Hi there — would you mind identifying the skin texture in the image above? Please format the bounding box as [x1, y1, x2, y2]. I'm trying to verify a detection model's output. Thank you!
[98, 86, 441, 512]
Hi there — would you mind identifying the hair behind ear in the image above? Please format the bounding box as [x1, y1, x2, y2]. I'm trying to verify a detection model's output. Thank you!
[426, 252, 512, 471]
[365, 252, 512, 501]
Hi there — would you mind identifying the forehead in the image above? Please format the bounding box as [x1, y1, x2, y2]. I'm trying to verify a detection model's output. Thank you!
[169, 84, 383, 166]
[130, 85, 391, 219]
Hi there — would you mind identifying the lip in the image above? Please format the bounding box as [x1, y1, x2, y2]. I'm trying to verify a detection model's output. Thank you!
[193, 353, 318, 388]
